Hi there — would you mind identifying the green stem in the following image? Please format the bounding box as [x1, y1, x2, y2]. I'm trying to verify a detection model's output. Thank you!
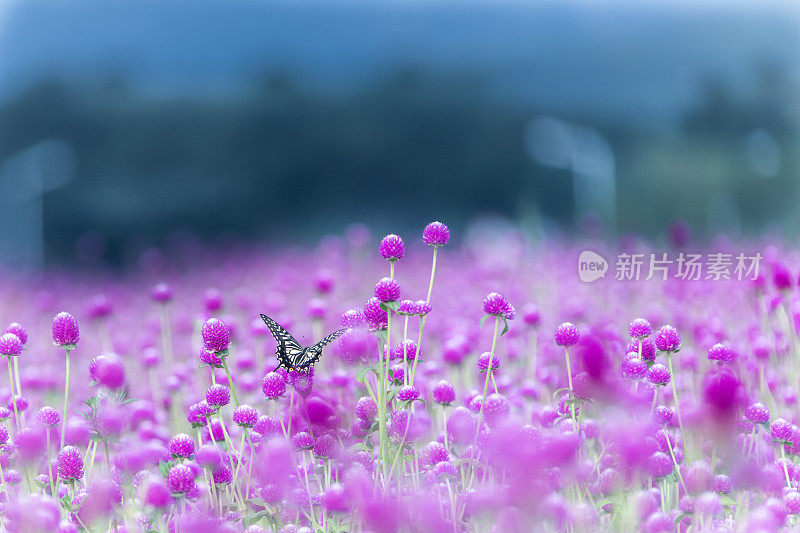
[61, 349, 71, 448]
[475, 317, 500, 440]
[666, 352, 687, 455]
[6, 357, 18, 431]
[565, 347, 575, 420]
[426, 246, 438, 304]
[221, 359, 240, 407]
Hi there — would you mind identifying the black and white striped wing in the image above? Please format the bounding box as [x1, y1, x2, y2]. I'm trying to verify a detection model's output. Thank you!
[260, 314, 304, 369]
[293, 329, 347, 370]
[311, 328, 347, 352]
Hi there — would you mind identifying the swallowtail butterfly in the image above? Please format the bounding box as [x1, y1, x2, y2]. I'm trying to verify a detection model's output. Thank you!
[260, 314, 346, 371]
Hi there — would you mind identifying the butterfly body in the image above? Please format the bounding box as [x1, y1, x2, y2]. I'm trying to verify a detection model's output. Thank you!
[261, 314, 345, 371]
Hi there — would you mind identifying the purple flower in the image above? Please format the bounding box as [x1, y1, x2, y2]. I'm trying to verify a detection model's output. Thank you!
[391, 340, 418, 361]
[187, 402, 214, 427]
[232, 405, 258, 427]
[648, 451, 673, 478]
[712, 474, 731, 494]
[262, 372, 287, 400]
[654, 406, 674, 425]
[202, 318, 231, 354]
[397, 386, 420, 403]
[397, 300, 416, 316]
[433, 380, 456, 405]
[422, 221, 450, 246]
[96, 355, 126, 389]
[707, 343, 734, 363]
[52, 312, 79, 347]
[340, 309, 364, 328]
[482, 293, 515, 320]
[205, 384, 230, 408]
[57, 446, 84, 482]
[522, 304, 541, 327]
[621, 355, 647, 380]
[477, 352, 501, 373]
[771, 418, 792, 442]
[2, 323, 27, 345]
[627, 338, 656, 362]
[288, 367, 315, 398]
[35, 406, 61, 428]
[745, 402, 769, 424]
[379, 234, 405, 261]
[0, 333, 23, 357]
[143, 477, 171, 507]
[785, 491, 800, 514]
[87, 294, 113, 320]
[554, 322, 580, 347]
[151, 283, 174, 303]
[773, 262, 793, 291]
[212, 463, 232, 485]
[628, 318, 652, 339]
[355, 397, 377, 421]
[200, 349, 223, 368]
[292, 432, 315, 450]
[363, 298, 388, 330]
[654, 326, 681, 352]
[374, 278, 401, 303]
[169, 434, 196, 458]
[167, 464, 195, 494]
[204, 288, 223, 313]
[647, 364, 671, 386]
[413, 300, 432, 316]
[313, 434, 338, 459]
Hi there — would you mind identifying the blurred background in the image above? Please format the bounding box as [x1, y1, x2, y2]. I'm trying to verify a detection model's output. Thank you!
[0, 0, 798, 268]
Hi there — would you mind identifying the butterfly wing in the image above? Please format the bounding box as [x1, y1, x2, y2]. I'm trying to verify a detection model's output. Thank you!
[293, 329, 347, 370]
[261, 314, 304, 369]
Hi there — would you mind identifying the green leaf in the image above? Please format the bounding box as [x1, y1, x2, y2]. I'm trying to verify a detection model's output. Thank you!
[122, 398, 138, 404]
[552, 387, 572, 398]
[480, 314, 489, 328]
[500, 317, 510, 336]
[379, 301, 400, 312]
[674, 513, 691, 526]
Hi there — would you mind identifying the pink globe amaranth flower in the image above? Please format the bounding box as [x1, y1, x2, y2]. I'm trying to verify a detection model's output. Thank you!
[785, 491, 800, 514]
[253, 416, 281, 438]
[205, 384, 230, 408]
[204, 288, 223, 313]
[8, 395, 27, 413]
[712, 474, 732, 494]
[314, 268, 335, 294]
[87, 294, 113, 320]
[0, 425, 8, 445]
[771, 418, 793, 442]
[363, 298, 388, 330]
[745, 402, 769, 424]
[212, 463, 232, 485]
[306, 298, 327, 320]
[194, 444, 222, 469]
[627, 338, 656, 362]
[447, 407, 476, 445]
[397, 386, 420, 403]
[151, 283, 173, 303]
[654, 325, 680, 352]
[167, 464, 195, 494]
[554, 322, 580, 347]
[232, 405, 258, 427]
[355, 397, 377, 421]
[261, 372, 286, 400]
[142, 347, 160, 368]
[187, 402, 214, 427]
[288, 367, 315, 398]
[35, 406, 61, 429]
[340, 309, 364, 328]
[707, 343, 734, 363]
[647, 364, 671, 386]
[522, 304, 541, 326]
[51, 312, 79, 347]
[482, 292, 515, 320]
[391, 340, 418, 361]
[200, 348, 223, 368]
[143, 477, 171, 508]
[96, 355, 126, 389]
[648, 451, 673, 478]
[477, 352, 501, 373]
[169, 434, 196, 459]
[0, 333, 23, 357]
[433, 380, 455, 405]
[413, 300, 432, 316]
[628, 318, 652, 339]
[422, 221, 450, 246]
[654, 406, 674, 425]
[292, 431, 315, 450]
[2, 323, 27, 346]
[772, 262, 793, 291]
[313, 434, 338, 459]
[379, 234, 405, 261]
[57, 446, 84, 482]
[621, 354, 647, 380]
[397, 300, 415, 316]
[202, 318, 231, 354]
[374, 277, 400, 303]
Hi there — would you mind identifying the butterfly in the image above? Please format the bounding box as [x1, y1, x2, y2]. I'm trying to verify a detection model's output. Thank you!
[260, 314, 347, 371]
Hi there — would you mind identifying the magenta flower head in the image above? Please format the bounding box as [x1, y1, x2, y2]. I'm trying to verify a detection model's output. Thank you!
[200, 349, 223, 368]
[151, 283, 174, 303]
[96, 355, 126, 389]
[391, 340, 418, 361]
[292, 432, 315, 450]
[771, 418, 792, 442]
[212, 463, 232, 485]
[707, 343, 734, 364]
[654, 325, 681, 352]
[355, 397, 377, 421]
[0, 333, 23, 357]
[422, 221, 450, 247]
[168, 433, 196, 459]
[628, 318, 652, 339]
[621, 355, 647, 380]
[745, 402, 769, 424]
[232, 405, 258, 428]
[397, 300, 415, 316]
[201, 318, 231, 354]
[205, 384, 230, 408]
[87, 294, 113, 320]
[187, 402, 214, 427]
[262, 372, 286, 400]
[52, 312, 79, 348]
[433, 380, 456, 405]
[379, 234, 405, 261]
[397, 386, 420, 403]
[483, 293, 515, 320]
[477, 352, 501, 373]
[648, 452, 673, 478]
[374, 278, 400, 303]
[0, 425, 9, 446]
[143, 477, 171, 508]
[340, 309, 364, 328]
[522, 304, 541, 327]
[554, 322, 580, 347]
[363, 298, 388, 330]
[627, 338, 656, 362]
[2, 323, 27, 346]
[35, 406, 61, 429]
[167, 464, 195, 494]
[772, 262, 793, 291]
[647, 364, 671, 386]
[57, 446, 84, 483]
